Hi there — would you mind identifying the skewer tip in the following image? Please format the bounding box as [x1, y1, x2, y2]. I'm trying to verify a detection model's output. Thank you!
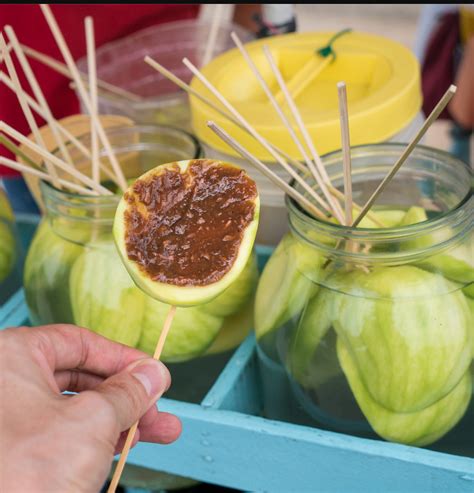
[448, 84, 457, 94]
[337, 81, 346, 89]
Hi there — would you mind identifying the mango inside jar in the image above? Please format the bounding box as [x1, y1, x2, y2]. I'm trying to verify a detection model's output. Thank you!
[255, 143, 473, 452]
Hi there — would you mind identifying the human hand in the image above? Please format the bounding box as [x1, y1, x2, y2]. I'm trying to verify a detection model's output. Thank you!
[0, 324, 181, 493]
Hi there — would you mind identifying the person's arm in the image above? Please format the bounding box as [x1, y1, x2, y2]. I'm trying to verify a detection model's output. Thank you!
[449, 36, 474, 130]
[0, 324, 181, 492]
[233, 4, 262, 34]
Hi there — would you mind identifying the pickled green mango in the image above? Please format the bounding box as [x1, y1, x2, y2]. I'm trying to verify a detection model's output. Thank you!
[0, 191, 14, 221]
[0, 221, 15, 283]
[205, 297, 254, 356]
[201, 252, 258, 317]
[286, 288, 336, 387]
[333, 266, 472, 413]
[255, 233, 321, 339]
[337, 338, 472, 446]
[399, 206, 474, 284]
[138, 297, 223, 362]
[70, 244, 146, 347]
[24, 220, 81, 325]
[373, 209, 406, 227]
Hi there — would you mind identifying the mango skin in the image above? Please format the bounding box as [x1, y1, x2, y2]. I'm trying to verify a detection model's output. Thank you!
[337, 338, 472, 447]
[24, 220, 81, 325]
[332, 266, 472, 413]
[201, 251, 258, 318]
[0, 221, 15, 283]
[255, 233, 321, 339]
[399, 206, 474, 285]
[69, 243, 146, 347]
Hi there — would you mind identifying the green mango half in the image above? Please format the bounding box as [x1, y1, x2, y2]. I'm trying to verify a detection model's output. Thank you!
[70, 243, 146, 347]
[113, 160, 260, 307]
[138, 297, 223, 362]
[201, 251, 258, 317]
[399, 206, 474, 284]
[205, 297, 254, 356]
[0, 221, 15, 283]
[333, 265, 472, 413]
[24, 220, 82, 325]
[286, 288, 336, 387]
[0, 190, 14, 222]
[337, 338, 472, 447]
[254, 233, 321, 339]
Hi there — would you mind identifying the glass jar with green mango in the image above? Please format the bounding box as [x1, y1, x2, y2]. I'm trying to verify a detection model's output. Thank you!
[24, 125, 259, 404]
[0, 185, 23, 304]
[255, 143, 473, 455]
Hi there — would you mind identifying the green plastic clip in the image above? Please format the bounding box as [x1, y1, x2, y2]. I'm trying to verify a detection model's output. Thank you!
[316, 28, 353, 61]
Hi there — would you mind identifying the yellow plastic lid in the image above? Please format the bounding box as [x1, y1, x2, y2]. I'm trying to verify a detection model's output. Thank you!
[190, 31, 422, 161]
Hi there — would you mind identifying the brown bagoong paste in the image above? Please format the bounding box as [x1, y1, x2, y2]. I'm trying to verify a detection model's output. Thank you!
[124, 160, 257, 287]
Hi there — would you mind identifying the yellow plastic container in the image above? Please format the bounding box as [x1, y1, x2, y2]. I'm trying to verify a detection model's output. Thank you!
[191, 30, 422, 161]
[190, 31, 423, 246]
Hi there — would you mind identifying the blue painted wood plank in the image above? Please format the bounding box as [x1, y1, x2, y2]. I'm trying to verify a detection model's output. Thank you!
[0, 289, 29, 329]
[128, 401, 474, 492]
[0, 289, 28, 330]
[201, 334, 261, 415]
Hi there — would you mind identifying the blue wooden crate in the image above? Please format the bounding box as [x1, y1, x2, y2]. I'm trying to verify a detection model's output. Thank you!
[1, 288, 473, 492]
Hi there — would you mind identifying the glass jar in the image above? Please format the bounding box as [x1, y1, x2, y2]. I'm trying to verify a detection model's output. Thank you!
[24, 125, 258, 403]
[0, 184, 23, 305]
[255, 143, 473, 455]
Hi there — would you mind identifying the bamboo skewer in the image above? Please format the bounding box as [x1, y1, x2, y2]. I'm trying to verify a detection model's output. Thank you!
[262, 45, 345, 224]
[5, 26, 74, 168]
[0, 33, 60, 187]
[337, 82, 353, 226]
[208, 121, 327, 220]
[40, 4, 128, 192]
[0, 121, 111, 195]
[201, 4, 225, 67]
[107, 305, 177, 493]
[230, 32, 334, 216]
[85, 17, 100, 186]
[0, 71, 119, 185]
[0, 156, 97, 195]
[274, 56, 333, 106]
[352, 85, 457, 227]
[20, 43, 142, 102]
[182, 57, 330, 216]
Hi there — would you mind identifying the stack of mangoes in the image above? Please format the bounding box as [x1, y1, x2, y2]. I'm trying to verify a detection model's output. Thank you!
[255, 206, 473, 446]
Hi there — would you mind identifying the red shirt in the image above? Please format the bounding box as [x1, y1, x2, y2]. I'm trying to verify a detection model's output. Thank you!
[0, 4, 200, 176]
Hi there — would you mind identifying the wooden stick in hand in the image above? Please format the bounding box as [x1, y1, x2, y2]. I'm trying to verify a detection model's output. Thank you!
[107, 305, 177, 493]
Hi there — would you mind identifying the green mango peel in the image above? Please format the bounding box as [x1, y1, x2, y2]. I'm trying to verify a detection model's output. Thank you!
[337, 337, 472, 447]
[399, 206, 474, 284]
[332, 266, 472, 413]
[24, 220, 82, 325]
[255, 233, 321, 339]
[201, 251, 258, 318]
[70, 243, 146, 347]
